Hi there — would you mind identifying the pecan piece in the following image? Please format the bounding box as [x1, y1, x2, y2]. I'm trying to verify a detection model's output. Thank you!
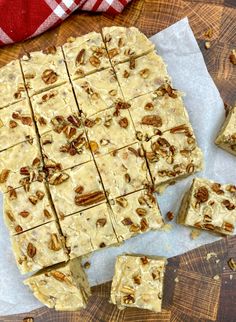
[222, 199, 235, 210]
[36, 190, 45, 200]
[20, 166, 30, 176]
[144, 102, 154, 111]
[96, 218, 107, 227]
[5, 210, 15, 222]
[0, 169, 10, 183]
[76, 49, 85, 65]
[9, 120, 17, 128]
[21, 116, 32, 126]
[139, 68, 150, 79]
[123, 294, 135, 304]
[141, 115, 162, 127]
[89, 55, 101, 67]
[121, 218, 133, 225]
[8, 186, 17, 200]
[75, 190, 106, 206]
[108, 48, 119, 59]
[75, 185, 84, 194]
[166, 211, 174, 221]
[194, 186, 209, 203]
[15, 225, 23, 233]
[19, 211, 30, 218]
[118, 117, 129, 128]
[27, 243, 37, 258]
[211, 183, 224, 195]
[48, 234, 62, 251]
[133, 275, 141, 285]
[67, 115, 81, 127]
[223, 222, 234, 232]
[41, 69, 58, 84]
[28, 195, 38, 205]
[48, 173, 70, 185]
[44, 209, 52, 219]
[129, 56, 136, 69]
[116, 197, 128, 208]
[140, 218, 148, 231]
[136, 208, 147, 217]
[42, 46, 57, 55]
[140, 256, 149, 265]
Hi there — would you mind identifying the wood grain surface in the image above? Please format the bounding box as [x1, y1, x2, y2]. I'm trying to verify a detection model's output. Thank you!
[1, 0, 236, 321]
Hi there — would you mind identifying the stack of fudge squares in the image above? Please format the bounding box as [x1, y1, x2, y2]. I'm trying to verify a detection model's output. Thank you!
[0, 26, 235, 313]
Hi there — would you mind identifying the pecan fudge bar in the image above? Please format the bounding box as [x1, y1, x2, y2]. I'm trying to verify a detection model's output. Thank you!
[21, 46, 68, 96]
[96, 143, 151, 199]
[129, 84, 189, 140]
[110, 254, 166, 312]
[0, 99, 36, 151]
[31, 85, 81, 136]
[114, 52, 170, 101]
[215, 104, 236, 156]
[11, 221, 68, 274]
[48, 161, 106, 218]
[84, 105, 136, 156]
[0, 60, 26, 109]
[143, 125, 203, 192]
[4, 181, 56, 235]
[60, 203, 118, 258]
[24, 258, 91, 311]
[73, 68, 123, 117]
[102, 26, 155, 65]
[63, 32, 110, 79]
[0, 139, 44, 193]
[110, 190, 164, 242]
[178, 177, 236, 235]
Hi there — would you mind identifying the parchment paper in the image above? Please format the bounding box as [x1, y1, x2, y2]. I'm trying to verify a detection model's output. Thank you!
[0, 17, 235, 315]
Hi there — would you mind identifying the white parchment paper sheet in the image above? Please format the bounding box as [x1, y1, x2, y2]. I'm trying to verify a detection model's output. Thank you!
[0, 17, 235, 315]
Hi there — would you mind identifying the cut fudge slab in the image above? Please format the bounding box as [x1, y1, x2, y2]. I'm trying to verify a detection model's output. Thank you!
[63, 32, 110, 79]
[0, 60, 26, 109]
[110, 254, 166, 312]
[4, 181, 56, 235]
[40, 129, 92, 171]
[129, 85, 189, 140]
[0, 99, 36, 151]
[31, 85, 81, 135]
[60, 203, 118, 258]
[73, 68, 123, 117]
[24, 258, 91, 311]
[84, 106, 136, 156]
[143, 125, 203, 192]
[102, 26, 155, 65]
[21, 46, 68, 96]
[0, 140, 44, 193]
[11, 221, 68, 274]
[215, 105, 236, 156]
[114, 52, 170, 101]
[48, 161, 106, 218]
[96, 143, 151, 199]
[178, 177, 236, 235]
[110, 190, 164, 242]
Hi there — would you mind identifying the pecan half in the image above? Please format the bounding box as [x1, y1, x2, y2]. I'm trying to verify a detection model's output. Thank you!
[27, 243, 37, 258]
[51, 271, 68, 282]
[76, 49, 86, 65]
[194, 186, 209, 203]
[75, 190, 106, 206]
[141, 115, 162, 127]
[41, 69, 58, 84]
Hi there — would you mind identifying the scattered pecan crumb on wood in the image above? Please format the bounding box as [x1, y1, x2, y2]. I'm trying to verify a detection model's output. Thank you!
[229, 49, 236, 65]
[205, 41, 211, 49]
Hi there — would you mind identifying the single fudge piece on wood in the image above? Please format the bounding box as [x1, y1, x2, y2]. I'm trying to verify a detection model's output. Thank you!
[111, 254, 166, 312]
[215, 105, 236, 156]
[11, 221, 68, 274]
[178, 177, 236, 235]
[24, 258, 91, 311]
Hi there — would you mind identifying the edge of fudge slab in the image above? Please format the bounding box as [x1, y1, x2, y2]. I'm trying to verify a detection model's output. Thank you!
[215, 104, 236, 156]
[110, 254, 166, 312]
[24, 258, 91, 311]
[178, 177, 236, 235]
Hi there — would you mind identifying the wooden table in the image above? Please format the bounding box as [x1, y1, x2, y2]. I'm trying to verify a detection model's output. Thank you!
[1, 1, 236, 321]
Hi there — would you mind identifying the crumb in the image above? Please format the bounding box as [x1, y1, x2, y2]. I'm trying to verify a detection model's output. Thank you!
[228, 258, 236, 271]
[215, 259, 220, 264]
[166, 211, 174, 221]
[205, 41, 211, 49]
[206, 252, 217, 261]
[174, 277, 179, 283]
[83, 261, 91, 269]
[229, 49, 236, 65]
[190, 229, 201, 240]
[204, 28, 213, 39]
[213, 275, 220, 281]
[230, 274, 233, 280]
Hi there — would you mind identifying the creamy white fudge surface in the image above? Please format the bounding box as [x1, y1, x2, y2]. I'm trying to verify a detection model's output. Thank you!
[24, 258, 91, 311]
[0, 99, 36, 151]
[110, 190, 164, 242]
[215, 105, 236, 156]
[102, 26, 155, 65]
[111, 254, 166, 312]
[114, 52, 170, 101]
[73, 68, 123, 117]
[178, 177, 236, 235]
[63, 31, 110, 79]
[4, 181, 56, 235]
[21, 46, 68, 96]
[60, 203, 118, 258]
[0, 60, 27, 109]
[11, 221, 69, 274]
[48, 161, 106, 218]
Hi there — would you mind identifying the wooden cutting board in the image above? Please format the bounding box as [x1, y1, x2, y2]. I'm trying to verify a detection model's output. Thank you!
[1, 1, 236, 321]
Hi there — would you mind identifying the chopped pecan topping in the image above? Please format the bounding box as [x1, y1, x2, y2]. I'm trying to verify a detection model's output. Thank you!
[75, 190, 106, 206]
[84, 118, 96, 128]
[139, 68, 150, 78]
[116, 197, 128, 208]
[67, 115, 81, 127]
[186, 163, 194, 174]
[48, 234, 62, 251]
[21, 116, 32, 126]
[49, 173, 69, 185]
[170, 124, 190, 134]
[27, 243, 37, 258]
[75, 185, 84, 194]
[108, 48, 119, 59]
[43, 209, 52, 219]
[89, 55, 101, 67]
[41, 69, 58, 84]
[0, 169, 10, 183]
[227, 185, 236, 193]
[20, 167, 30, 176]
[223, 222, 234, 232]
[38, 116, 47, 125]
[118, 117, 129, 128]
[136, 208, 147, 217]
[36, 190, 45, 200]
[15, 225, 23, 233]
[76, 49, 86, 65]
[19, 211, 30, 218]
[222, 199, 235, 210]
[123, 294, 135, 304]
[133, 275, 141, 285]
[129, 224, 140, 232]
[140, 256, 149, 265]
[211, 183, 224, 195]
[28, 195, 38, 205]
[8, 186, 17, 200]
[96, 218, 107, 227]
[123, 70, 130, 78]
[5, 210, 15, 222]
[51, 271, 67, 281]
[144, 102, 154, 111]
[124, 173, 131, 183]
[41, 90, 58, 102]
[140, 218, 148, 231]
[89, 141, 99, 153]
[156, 83, 178, 98]
[141, 115, 162, 127]
[115, 100, 131, 111]
[42, 46, 57, 55]
[121, 217, 133, 225]
[194, 186, 209, 203]
[9, 120, 17, 128]
[129, 56, 136, 69]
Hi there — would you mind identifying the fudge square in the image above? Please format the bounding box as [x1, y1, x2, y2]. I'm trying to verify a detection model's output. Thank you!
[48, 161, 106, 218]
[110, 254, 166, 312]
[0, 99, 36, 151]
[215, 104, 236, 156]
[0, 60, 27, 109]
[110, 190, 164, 242]
[62, 31, 110, 79]
[60, 203, 118, 258]
[143, 124, 203, 192]
[178, 177, 236, 235]
[102, 26, 155, 65]
[24, 258, 91, 311]
[20, 46, 68, 96]
[4, 181, 56, 235]
[114, 52, 170, 101]
[96, 143, 151, 199]
[11, 221, 68, 274]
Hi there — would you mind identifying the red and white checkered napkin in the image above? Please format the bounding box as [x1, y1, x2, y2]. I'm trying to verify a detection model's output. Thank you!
[0, 0, 131, 46]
